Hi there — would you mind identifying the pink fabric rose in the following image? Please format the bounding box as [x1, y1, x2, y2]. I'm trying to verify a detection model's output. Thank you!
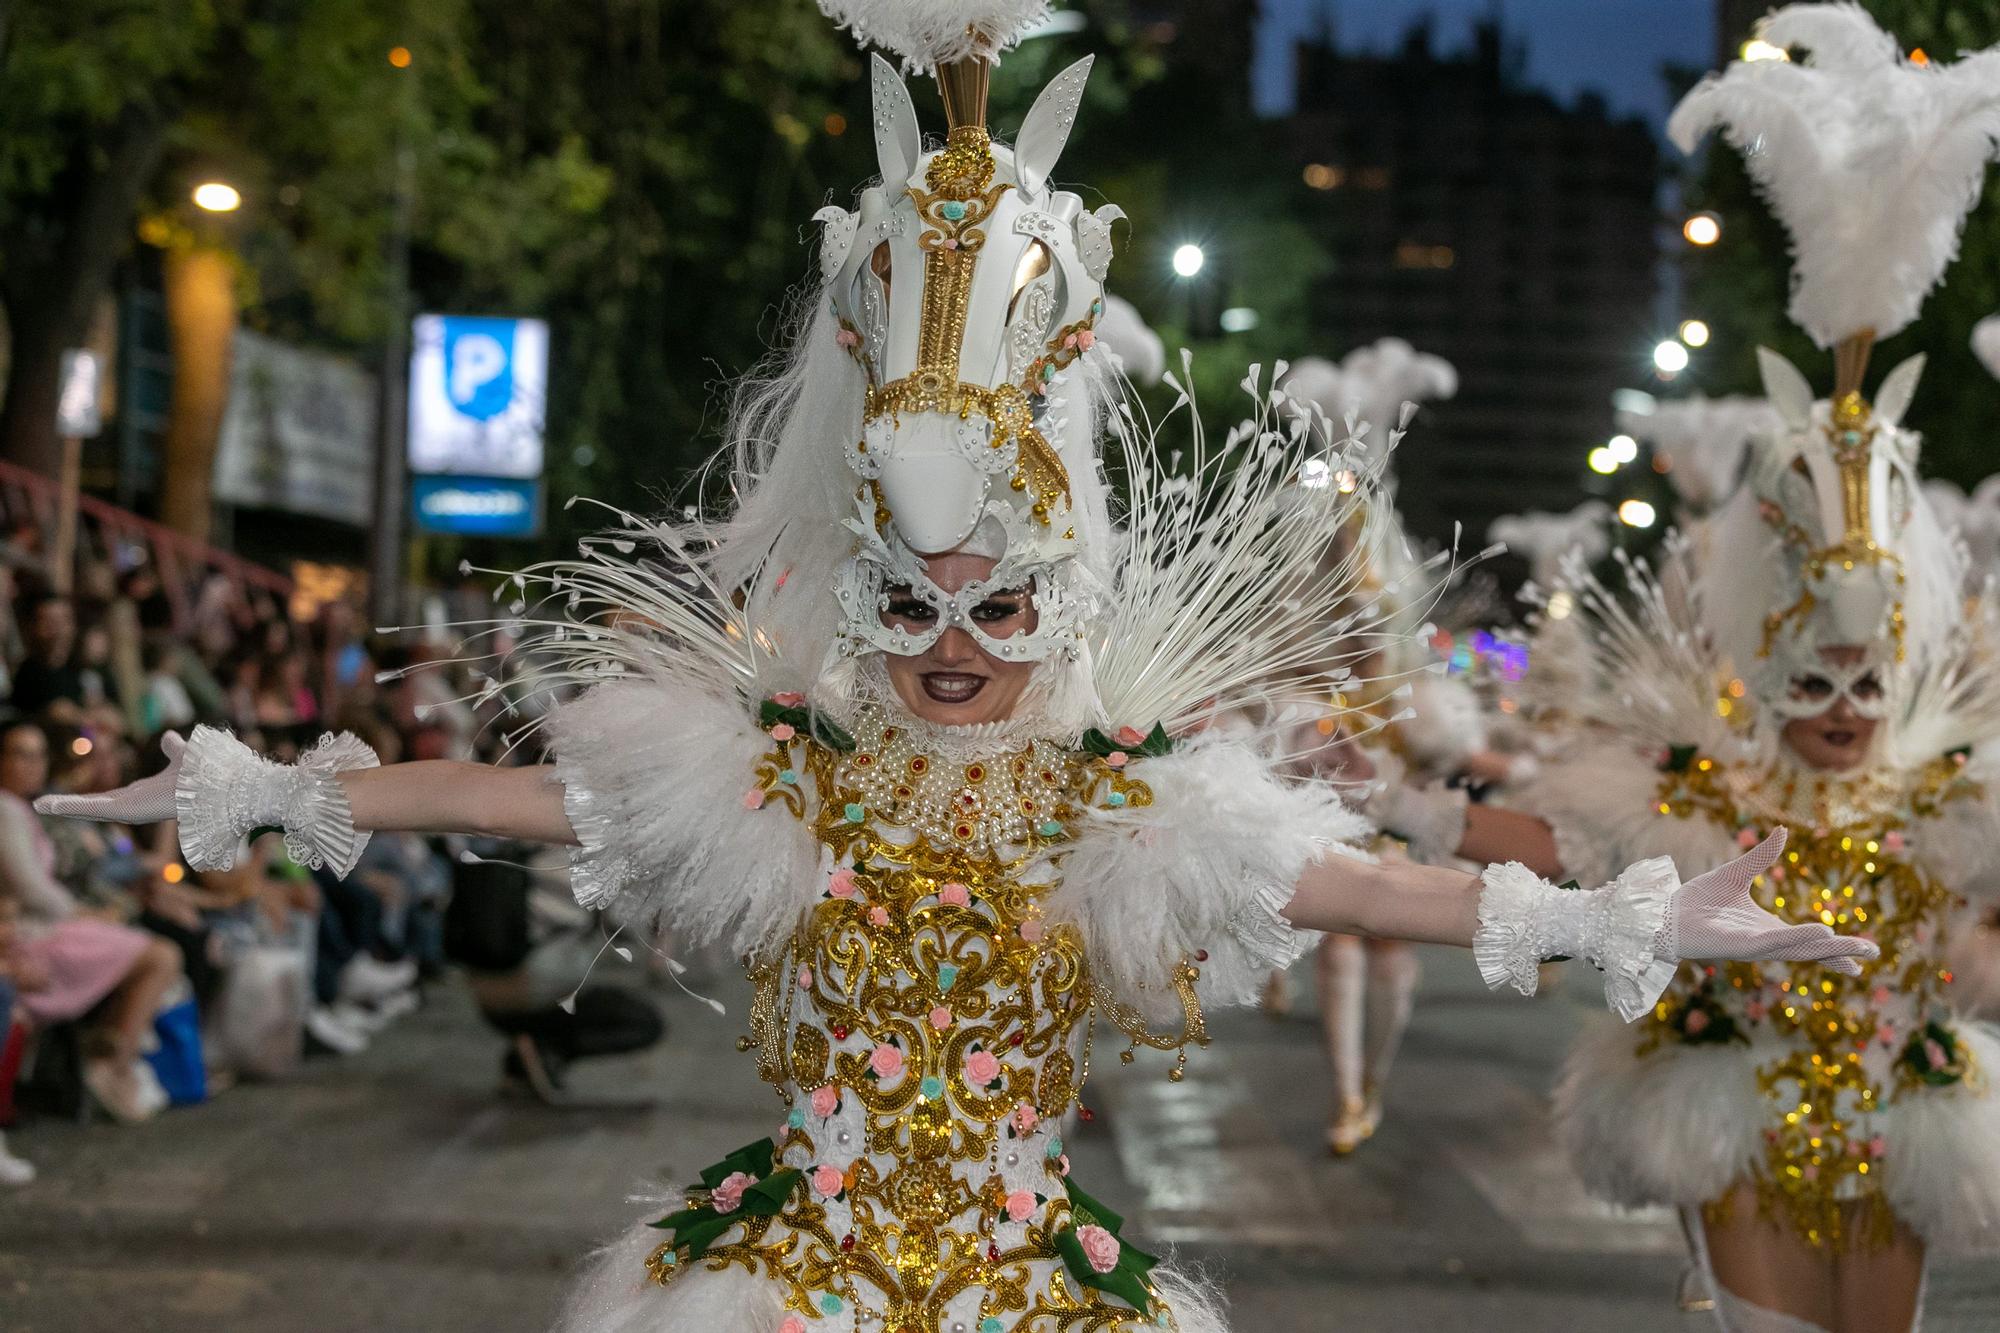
[809, 1085, 839, 1117]
[938, 882, 971, 907]
[966, 1050, 1001, 1085]
[772, 691, 806, 707]
[834, 328, 860, 349]
[1925, 1038, 1949, 1070]
[770, 723, 797, 742]
[828, 868, 858, 899]
[1056, 1153, 1071, 1177]
[797, 965, 812, 990]
[1869, 1135, 1889, 1159]
[811, 1164, 845, 1199]
[1006, 1189, 1037, 1222]
[1744, 1000, 1768, 1022]
[742, 788, 767, 810]
[869, 905, 891, 927]
[1014, 1103, 1039, 1135]
[1877, 1022, 1898, 1048]
[930, 1006, 953, 1030]
[1682, 1010, 1710, 1036]
[1018, 919, 1045, 943]
[1114, 726, 1146, 746]
[1737, 827, 1759, 849]
[1105, 750, 1128, 769]
[1883, 831, 1907, 853]
[780, 1318, 807, 1333]
[711, 1170, 751, 1214]
[869, 1043, 904, 1079]
[1801, 1164, 1819, 1182]
[1074, 328, 1096, 351]
[1076, 1223, 1120, 1273]
[1872, 986, 1892, 1007]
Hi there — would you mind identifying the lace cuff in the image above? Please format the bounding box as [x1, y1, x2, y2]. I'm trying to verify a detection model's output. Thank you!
[176, 726, 379, 876]
[1474, 856, 1680, 1021]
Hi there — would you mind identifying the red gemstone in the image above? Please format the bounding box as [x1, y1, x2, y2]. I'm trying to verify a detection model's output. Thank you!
[841, 1234, 856, 1252]
[831, 1025, 849, 1041]
[987, 1244, 1001, 1261]
[1194, 949, 1209, 962]
[1078, 1106, 1096, 1122]
[1009, 1032, 1024, 1046]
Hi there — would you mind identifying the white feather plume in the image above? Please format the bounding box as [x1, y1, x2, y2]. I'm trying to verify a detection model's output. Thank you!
[1088, 355, 1451, 738]
[1093, 293, 1166, 386]
[1975, 314, 2000, 379]
[816, 0, 1057, 73]
[1279, 337, 1457, 444]
[1668, 4, 2000, 346]
[1487, 501, 1611, 587]
[1616, 394, 1781, 511]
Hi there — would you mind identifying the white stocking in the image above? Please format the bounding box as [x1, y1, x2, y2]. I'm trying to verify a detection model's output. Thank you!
[1362, 945, 1419, 1094]
[1316, 934, 1365, 1107]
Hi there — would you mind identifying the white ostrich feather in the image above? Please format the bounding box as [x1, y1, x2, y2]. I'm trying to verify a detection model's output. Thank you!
[1280, 338, 1457, 444]
[1976, 314, 2000, 379]
[816, 0, 1056, 73]
[1088, 354, 1456, 738]
[1093, 293, 1166, 386]
[1668, 3, 2000, 346]
[1923, 475, 2000, 575]
[1487, 501, 1611, 587]
[1616, 394, 1781, 511]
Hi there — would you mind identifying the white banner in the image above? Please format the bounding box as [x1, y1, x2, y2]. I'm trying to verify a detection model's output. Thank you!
[214, 330, 378, 525]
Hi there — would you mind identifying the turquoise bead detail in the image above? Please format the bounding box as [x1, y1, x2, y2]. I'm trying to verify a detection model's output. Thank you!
[938, 964, 959, 990]
[941, 200, 967, 221]
[1105, 791, 1127, 807]
[982, 1320, 1004, 1333]
[1046, 1136, 1064, 1158]
[779, 768, 798, 785]
[1038, 820, 1063, 838]
[1041, 363, 1055, 381]
[821, 1294, 844, 1315]
[921, 1075, 944, 1100]
[845, 803, 866, 824]
[788, 1108, 806, 1129]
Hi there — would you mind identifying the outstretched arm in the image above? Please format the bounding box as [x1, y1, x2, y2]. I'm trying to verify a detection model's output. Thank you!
[1282, 829, 1877, 1021]
[337, 762, 575, 843]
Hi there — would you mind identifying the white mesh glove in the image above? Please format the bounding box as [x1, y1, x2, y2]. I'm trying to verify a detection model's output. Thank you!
[1475, 828, 1878, 1022]
[1665, 828, 1875, 975]
[36, 725, 379, 877]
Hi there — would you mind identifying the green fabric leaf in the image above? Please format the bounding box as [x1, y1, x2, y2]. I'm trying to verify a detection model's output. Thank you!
[697, 1137, 776, 1189]
[1053, 1176, 1160, 1312]
[757, 700, 855, 752]
[1660, 744, 1698, 773]
[742, 1167, 801, 1213]
[1079, 725, 1177, 760]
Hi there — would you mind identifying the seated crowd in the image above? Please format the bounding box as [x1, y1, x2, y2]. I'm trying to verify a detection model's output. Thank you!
[0, 538, 659, 1188]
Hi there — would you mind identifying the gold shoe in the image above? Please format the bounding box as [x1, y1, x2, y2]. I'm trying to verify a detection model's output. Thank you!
[1328, 1095, 1372, 1156]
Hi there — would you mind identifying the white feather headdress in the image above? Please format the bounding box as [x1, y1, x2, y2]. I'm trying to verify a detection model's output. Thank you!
[1616, 395, 1780, 512]
[817, 0, 1057, 73]
[1488, 501, 1612, 589]
[1975, 314, 2000, 380]
[1669, 4, 2000, 350]
[1279, 338, 1458, 446]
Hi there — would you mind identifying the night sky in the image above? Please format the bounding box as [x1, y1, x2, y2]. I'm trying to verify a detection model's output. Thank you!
[1254, 0, 1720, 131]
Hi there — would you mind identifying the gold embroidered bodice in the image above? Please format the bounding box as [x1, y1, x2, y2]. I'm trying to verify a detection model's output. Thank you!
[1643, 753, 1980, 1248]
[648, 708, 1201, 1330]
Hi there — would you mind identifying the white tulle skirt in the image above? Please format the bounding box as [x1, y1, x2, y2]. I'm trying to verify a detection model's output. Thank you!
[1555, 1016, 2000, 1255]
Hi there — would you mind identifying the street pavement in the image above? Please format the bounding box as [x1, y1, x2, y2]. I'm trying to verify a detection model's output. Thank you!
[5, 948, 1996, 1332]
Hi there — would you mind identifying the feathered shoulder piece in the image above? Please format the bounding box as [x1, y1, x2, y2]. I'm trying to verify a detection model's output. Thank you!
[1087, 355, 1463, 740]
[1526, 533, 1743, 761]
[817, 0, 1056, 73]
[1669, 3, 2000, 347]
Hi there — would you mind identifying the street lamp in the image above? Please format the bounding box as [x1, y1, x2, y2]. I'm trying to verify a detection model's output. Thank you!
[1679, 319, 1711, 347]
[1618, 499, 1657, 529]
[1172, 244, 1205, 279]
[1587, 447, 1618, 475]
[1653, 340, 1691, 375]
[1607, 433, 1638, 464]
[192, 182, 242, 213]
[1683, 213, 1722, 246]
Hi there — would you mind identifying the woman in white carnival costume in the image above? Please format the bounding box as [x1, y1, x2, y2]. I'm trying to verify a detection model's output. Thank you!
[1376, 11, 2000, 1331]
[40, 5, 1874, 1331]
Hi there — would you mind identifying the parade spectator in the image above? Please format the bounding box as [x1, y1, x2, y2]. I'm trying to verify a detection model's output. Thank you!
[0, 720, 185, 1123]
[8, 596, 88, 721]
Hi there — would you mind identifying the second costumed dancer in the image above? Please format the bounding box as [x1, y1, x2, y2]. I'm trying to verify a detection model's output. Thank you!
[39, 4, 1876, 1330]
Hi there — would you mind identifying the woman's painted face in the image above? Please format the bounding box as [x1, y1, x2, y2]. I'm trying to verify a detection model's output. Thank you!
[1779, 645, 1882, 773]
[879, 552, 1039, 727]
